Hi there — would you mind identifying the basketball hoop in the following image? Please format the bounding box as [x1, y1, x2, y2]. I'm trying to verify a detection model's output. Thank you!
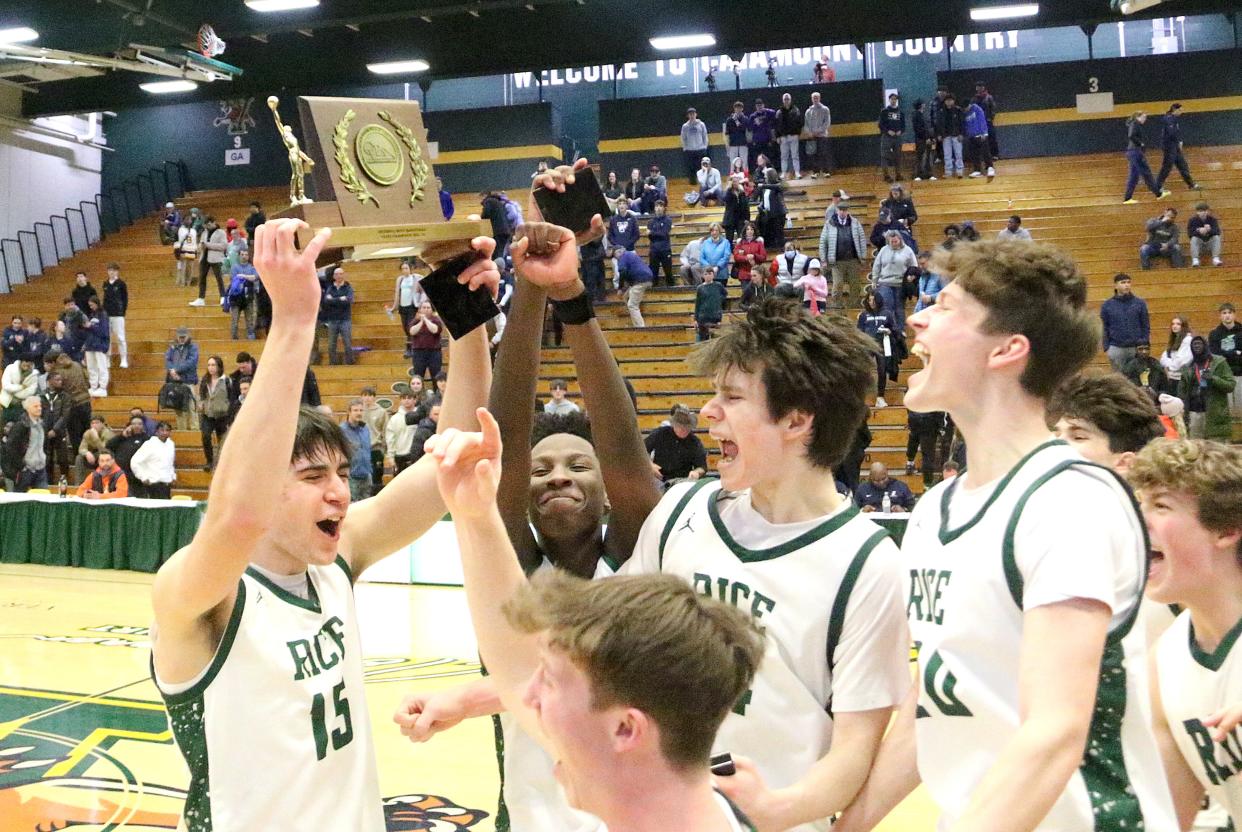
[198, 24, 226, 58]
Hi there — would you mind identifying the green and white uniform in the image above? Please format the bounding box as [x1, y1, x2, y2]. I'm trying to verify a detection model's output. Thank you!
[497, 555, 616, 832]
[621, 480, 910, 832]
[903, 440, 1177, 831]
[154, 557, 383, 832]
[600, 791, 756, 831]
[1156, 610, 1242, 824]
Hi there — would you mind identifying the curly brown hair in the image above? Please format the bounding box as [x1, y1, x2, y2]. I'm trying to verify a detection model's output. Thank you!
[1047, 371, 1164, 454]
[930, 240, 1098, 399]
[1128, 439, 1242, 545]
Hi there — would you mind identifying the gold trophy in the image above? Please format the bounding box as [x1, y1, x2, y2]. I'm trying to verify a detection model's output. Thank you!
[267, 95, 488, 263]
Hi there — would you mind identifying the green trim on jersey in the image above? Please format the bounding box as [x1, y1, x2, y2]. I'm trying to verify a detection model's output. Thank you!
[1077, 639, 1144, 831]
[937, 439, 1065, 545]
[335, 554, 354, 586]
[244, 565, 322, 612]
[706, 490, 860, 564]
[658, 478, 714, 567]
[827, 528, 890, 671]
[599, 551, 620, 573]
[155, 580, 248, 832]
[1189, 614, 1242, 671]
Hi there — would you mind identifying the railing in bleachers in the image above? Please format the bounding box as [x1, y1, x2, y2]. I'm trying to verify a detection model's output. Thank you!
[0, 159, 188, 293]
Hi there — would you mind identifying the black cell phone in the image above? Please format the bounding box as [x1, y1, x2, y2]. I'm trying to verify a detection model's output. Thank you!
[532, 167, 613, 234]
[419, 250, 500, 341]
[710, 752, 736, 776]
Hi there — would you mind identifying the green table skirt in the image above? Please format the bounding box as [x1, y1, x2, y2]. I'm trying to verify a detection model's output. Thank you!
[0, 496, 204, 573]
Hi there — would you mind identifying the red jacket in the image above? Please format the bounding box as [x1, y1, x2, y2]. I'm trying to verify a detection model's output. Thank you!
[733, 239, 767, 282]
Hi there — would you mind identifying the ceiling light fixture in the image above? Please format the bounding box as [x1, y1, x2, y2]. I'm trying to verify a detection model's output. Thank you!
[367, 59, 430, 75]
[649, 33, 716, 50]
[969, 3, 1039, 20]
[0, 26, 39, 45]
[419, 14, 432, 22]
[244, 0, 320, 11]
[140, 79, 198, 94]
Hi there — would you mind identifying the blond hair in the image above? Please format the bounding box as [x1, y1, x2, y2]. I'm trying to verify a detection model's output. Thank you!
[1129, 439, 1242, 543]
[504, 570, 764, 770]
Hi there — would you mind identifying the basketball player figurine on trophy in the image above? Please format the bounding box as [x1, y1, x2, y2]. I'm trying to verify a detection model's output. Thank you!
[268, 96, 315, 206]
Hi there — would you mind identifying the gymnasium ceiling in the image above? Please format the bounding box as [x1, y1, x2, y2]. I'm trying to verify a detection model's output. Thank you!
[7, 0, 1242, 115]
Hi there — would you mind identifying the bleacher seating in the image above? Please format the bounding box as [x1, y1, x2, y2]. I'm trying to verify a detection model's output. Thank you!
[5, 147, 1241, 498]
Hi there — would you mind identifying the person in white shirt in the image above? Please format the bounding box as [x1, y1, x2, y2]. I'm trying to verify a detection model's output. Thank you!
[1159, 314, 1195, 389]
[174, 216, 198, 287]
[680, 237, 706, 286]
[130, 421, 176, 499]
[774, 241, 810, 287]
[543, 379, 580, 416]
[384, 390, 420, 474]
[996, 214, 1033, 242]
[697, 157, 724, 203]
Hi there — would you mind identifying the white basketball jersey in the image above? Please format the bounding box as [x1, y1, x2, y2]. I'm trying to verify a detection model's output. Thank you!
[903, 440, 1177, 831]
[155, 557, 383, 832]
[622, 480, 910, 832]
[497, 555, 616, 832]
[599, 791, 755, 831]
[1157, 610, 1242, 823]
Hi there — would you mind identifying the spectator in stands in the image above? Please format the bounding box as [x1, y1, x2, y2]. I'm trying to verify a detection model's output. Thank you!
[40, 371, 71, 484]
[544, 379, 580, 416]
[243, 200, 265, 240]
[607, 204, 640, 287]
[1100, 273, 1151, 371]
[0, 357, 38, 427]
[694, 270, 727, 341]
[721, 177, 750, 243]
[187, 206, 204, 233]
[106, 415, 147, 488]
[71, 271, 98, 314]
[480, 190, 512, 256]
[912, 99, 935, 181]
[858, 289, 900, 408]
[679, 235, 706, 286]
[1141, 207, 1184, 270]
[1123, 112, 1171, 204]
[1047, 370, 1164, 473]
[190, 216, 228, 307]
[881, 184, 918, 229]
[622, 169, 644, 210]
[76, 448, 128, 499]
[855, 461, 915, 512]
[160, 202, 181, 244]
[821, 202, 867, 309]
[613, 244, 654, 327]
[905, 408, 946, 487]
[913, 250, 944, 313]
[357, 386, 389, 491]
[197, 355, 231, 471]
[437, 179, 454, 221]
[49, 319, 77, 364]
[580, 236, 608, 301]
[1209, 302, 1242, 418]
[696, 157, 724, 204]
[878, 92, 905, 182]
[640, 165, 666, 215]
[338, 398, 373, 501]
[996, 214, 1032, 242]
[387, 260, 425, 350]
[229, 378, 250, 422]
[174, 214, 197, 287]
[129, 407, 157, 436]
[1187, 201, 1222, 267]
[733, 221, 767, 308]
[645, 405, 707, 484]
[2, 315, 26, 368]
[602, 171, 623, 213]
[228, 352, 256, 405]
[724, 101, 749, 171]
[408, 300, 443, 386]
[99, 264, 128, 369]
[226, 248, 259, 340]
[321, 267, 355, 366]
[1154, 102, 1200, 193]
[408, 402, 440, 465]
[384, 389, 420, 475]
[700, 222, 733, 279]
[680, 107, 709, 185]
[21, 318, 48, 368]
[81, 297, 110, 399]
[164, 327, 199, 431]
[748, 98, 777, 171]
[774, 93, 803, 180]
[869, 207, 917, 254]
[793, 258, 829, 314]
[1122, 343, 1167, 395]
[775, 240, 809, 288]
[647, 201, 674, 285]
[964, 96, 994, 178]
[804, 91, 832, 178]
[1179, 335, 1236, 440]
[130, 421, 175, 499]
[1161, 315, 1196, 397]
[936, 93, 965, 179]
[302, 364, 322, 409]
[871, 230, 917, 332]
[0, 397, 46, 490]
[223, 219, 247, 272]
[972, 81, 999, 159]
[74, 414, 112, 485]
[755, 167, 786, 249]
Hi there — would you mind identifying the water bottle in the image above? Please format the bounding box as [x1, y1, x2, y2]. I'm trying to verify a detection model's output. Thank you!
[881, 492, 892, 513]
[58, 476, 68, 498]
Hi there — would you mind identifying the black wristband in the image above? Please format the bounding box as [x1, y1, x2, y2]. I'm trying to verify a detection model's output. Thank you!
[550, 291, 595, 326]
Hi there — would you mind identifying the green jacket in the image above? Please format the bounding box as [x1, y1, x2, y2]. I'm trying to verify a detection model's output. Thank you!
[1178, 354, 1236, 439]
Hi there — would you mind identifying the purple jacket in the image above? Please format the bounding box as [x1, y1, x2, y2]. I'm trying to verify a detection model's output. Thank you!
[964, 103, 989, 140]
[748, 108, 777, 145]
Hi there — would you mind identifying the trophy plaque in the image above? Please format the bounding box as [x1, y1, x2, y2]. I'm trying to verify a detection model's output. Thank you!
[269, 95, 488, 263]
